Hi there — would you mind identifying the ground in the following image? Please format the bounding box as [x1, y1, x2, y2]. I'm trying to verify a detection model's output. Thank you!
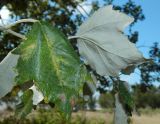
[0, 109, 160, 124]
[73, 110, 160, 124]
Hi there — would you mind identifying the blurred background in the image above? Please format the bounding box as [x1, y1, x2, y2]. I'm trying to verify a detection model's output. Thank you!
[0, 0, 159, 124]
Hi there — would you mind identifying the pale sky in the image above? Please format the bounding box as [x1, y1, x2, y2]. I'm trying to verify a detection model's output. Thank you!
[113, 0, 160, 85]
[77, 0, 160, 85]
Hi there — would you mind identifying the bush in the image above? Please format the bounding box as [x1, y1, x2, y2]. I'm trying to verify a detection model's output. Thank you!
[0, 109, 106, 124]
[99, 93, 114, 109]
[135, 92, 160, 109]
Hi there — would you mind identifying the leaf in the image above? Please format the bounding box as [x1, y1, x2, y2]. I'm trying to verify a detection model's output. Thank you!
[83, 72, 96, 96]
[29, 85, 44, 105]
[114, 93, 128, 124]
[16, 89, 33, 119]
[12, 22, 89, 117]
[75, 5, 145, 76]
[118, 81, 134, 116]
[121, 65, 135, 75]
[0, 52, 19, 98]
[83, 82, 93, 96]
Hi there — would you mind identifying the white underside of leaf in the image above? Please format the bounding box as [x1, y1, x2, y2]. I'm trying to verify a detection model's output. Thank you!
[0, 52, 19, 98]
[30, 85, 44, 105]
[74, 5, 145, 76]
[114, 93, 128, 124]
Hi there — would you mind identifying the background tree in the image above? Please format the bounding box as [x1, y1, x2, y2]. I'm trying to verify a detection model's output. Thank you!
[0, 0, 159, 119]
[0, 0, 159, 86]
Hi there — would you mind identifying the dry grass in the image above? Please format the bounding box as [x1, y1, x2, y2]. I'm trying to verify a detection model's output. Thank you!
[132, 114, 160, 124]
[1, 109, 160, 124]
[73, 111, 113, 124]
[73, 111, 160, 124]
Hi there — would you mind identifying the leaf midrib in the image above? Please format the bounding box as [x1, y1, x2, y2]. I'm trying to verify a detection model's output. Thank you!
[40, 25, 66, 88]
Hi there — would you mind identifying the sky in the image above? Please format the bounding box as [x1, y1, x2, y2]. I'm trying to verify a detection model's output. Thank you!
[114, 0, 160, 56]
[0, 6, 11, 23]
[79, 0, 160, 57]
[0, 0, 159, 86]
[113, 0, 160, 85]
[77, 0, 160, 85]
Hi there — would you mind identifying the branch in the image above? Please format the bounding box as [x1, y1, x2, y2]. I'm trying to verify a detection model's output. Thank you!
[4, 19, 38, 29]
[68, 36, 79, 40]
[78, 4, 90, 17]
[76, 7, 86, 19]
[0, 19, 38, 40]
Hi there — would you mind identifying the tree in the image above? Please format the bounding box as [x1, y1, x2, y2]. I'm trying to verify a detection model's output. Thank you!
[0, 0, 85, 59]
[139, 42, 160, 87]
[0, 0, 159, 124]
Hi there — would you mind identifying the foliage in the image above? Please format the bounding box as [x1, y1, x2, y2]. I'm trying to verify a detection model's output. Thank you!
[0, 109, 106, 124]
[12, 21, 89, 119]
[0, 52, 19, 98]
[0, 0, 84, 57]
[0, 0, 158, 89]
[118, 81, 134, 116]
[15, 89, 33, 119]
[88, 0, 148, 92]
[99, 93, 114, 108]
[114, 93, 128, 124]
[139, 42, 160, 85]
[132, 84, 160, 109]
[0, 0, 159, 123]
[74, 5, 145, 77]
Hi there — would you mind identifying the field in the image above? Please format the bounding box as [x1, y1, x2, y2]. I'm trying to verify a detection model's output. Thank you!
[0, 109, 160, 124]
[73, 111, 160, 124]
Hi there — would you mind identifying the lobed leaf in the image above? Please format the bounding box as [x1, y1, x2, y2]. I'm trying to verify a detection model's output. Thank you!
[12, 21, 89, 117]
[75, 5, 146, 76]
[114, 93, 128, 124]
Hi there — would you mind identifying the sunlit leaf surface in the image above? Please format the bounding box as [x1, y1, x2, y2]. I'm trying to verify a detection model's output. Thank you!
[13, 22, 88, 117]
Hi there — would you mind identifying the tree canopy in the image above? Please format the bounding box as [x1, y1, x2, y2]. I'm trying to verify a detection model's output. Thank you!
[0, 0, 159, 103]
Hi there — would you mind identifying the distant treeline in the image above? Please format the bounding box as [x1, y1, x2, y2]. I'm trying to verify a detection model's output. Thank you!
[99, 84, 160, 109]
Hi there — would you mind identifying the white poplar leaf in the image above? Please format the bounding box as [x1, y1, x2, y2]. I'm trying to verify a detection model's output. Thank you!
[29, 85, 44, 105]
[74, 5, 145, 76]
[0, 52, 19, 98]
[114, 93, 128, 124]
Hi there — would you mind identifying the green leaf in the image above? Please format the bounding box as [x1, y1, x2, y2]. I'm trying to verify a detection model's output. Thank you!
[118, 81, 134, 116]
[16, 89, 33, 119]
[12, 22, 88, 117]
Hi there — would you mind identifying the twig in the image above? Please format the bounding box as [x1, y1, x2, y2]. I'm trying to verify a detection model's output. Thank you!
[68, 36, 79, 40]
[76, 7, 86, 19]
[78, 4, 90, 17]
[3, 19, 38, 29]
[0, 19, 38, 40]
[6, 29, 27, 40]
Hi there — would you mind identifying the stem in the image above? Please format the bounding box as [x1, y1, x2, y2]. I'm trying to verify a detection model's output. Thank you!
[68, 36, 79, 40]
[4, 19, 38, 29]
[78, 4, 90, 17]
[6, 29, 27, 40]
[0, 19, 38, 40]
